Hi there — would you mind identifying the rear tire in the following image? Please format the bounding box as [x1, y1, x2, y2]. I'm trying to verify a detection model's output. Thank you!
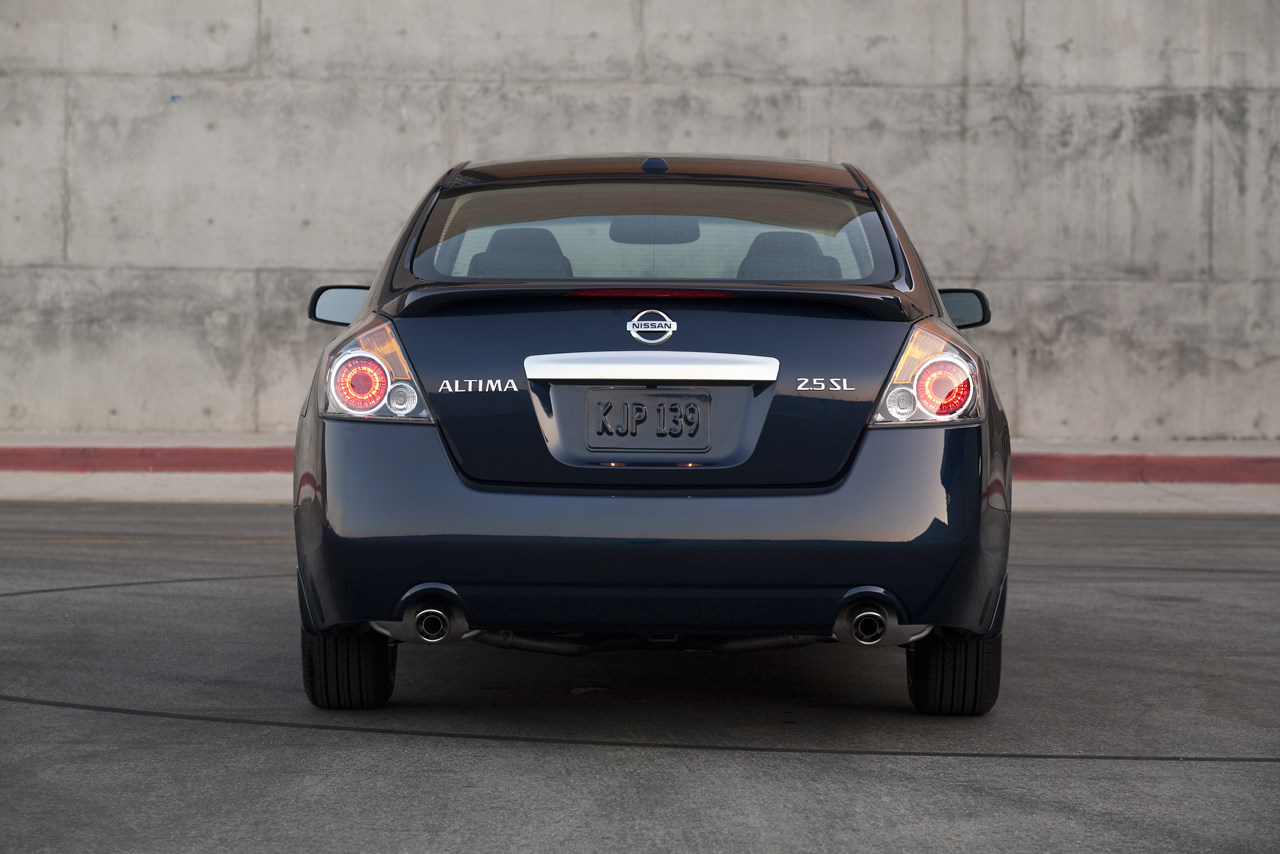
[906, 631, 1001, 715]
[301, 624, 397, 710]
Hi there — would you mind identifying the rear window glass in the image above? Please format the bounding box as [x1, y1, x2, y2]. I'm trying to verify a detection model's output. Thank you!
[411, 181, 896, 284]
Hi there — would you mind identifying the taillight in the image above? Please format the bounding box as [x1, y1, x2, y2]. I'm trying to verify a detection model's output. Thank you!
[915, 357, 971, 417]
[323, 320, 433, 422]
[330, 354, 389, 414]
[873, 325, 980, 425]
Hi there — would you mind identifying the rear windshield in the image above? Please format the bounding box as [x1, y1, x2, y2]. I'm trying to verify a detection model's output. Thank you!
[411, 181, 896, 284]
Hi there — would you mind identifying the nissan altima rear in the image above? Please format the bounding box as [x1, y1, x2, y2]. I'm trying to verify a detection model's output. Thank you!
[294, 155, 1010, 715]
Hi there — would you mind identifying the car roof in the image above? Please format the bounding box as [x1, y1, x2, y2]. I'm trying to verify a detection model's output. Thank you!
[444, 154, 865, 190]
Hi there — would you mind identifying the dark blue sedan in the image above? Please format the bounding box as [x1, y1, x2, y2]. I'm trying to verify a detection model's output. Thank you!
[295, 154, 1010, 714]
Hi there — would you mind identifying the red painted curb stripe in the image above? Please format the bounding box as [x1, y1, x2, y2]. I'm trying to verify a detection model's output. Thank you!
[0, 447, 293, 473]
[1012, 454, 1280, 484]
[0, 447, 1277, 483]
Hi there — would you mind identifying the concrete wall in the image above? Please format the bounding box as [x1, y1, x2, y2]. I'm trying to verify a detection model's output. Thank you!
[2, 0, 1277, 440]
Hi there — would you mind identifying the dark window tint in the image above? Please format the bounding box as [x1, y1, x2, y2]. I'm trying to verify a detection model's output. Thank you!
[411, 182, 896, 284]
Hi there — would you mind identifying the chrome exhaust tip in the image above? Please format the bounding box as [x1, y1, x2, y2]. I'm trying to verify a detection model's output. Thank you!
[833, 597, 931, 647]
[371, 591, 471, 644]
[414, 608, 451, 643]
[850, 609, 888, 645]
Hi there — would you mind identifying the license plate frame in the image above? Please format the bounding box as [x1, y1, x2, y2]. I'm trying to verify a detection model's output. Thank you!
[585, 387, 712, 453]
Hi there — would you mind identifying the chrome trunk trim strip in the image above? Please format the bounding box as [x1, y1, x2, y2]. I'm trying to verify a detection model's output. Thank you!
[524, 351, 780, 382]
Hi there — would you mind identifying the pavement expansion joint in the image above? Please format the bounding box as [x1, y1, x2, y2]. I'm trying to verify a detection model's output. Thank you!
[0, 572, 294, 599]
[1, 693, 1276, 764]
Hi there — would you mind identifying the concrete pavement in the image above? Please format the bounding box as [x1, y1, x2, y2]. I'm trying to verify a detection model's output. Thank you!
[0, 503, 1276, 852]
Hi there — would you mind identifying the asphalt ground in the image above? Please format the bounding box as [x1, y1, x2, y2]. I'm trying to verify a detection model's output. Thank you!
[0, 503, 1276, 852]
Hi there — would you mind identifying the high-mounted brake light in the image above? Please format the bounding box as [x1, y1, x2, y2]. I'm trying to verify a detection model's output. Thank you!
[570, 289, 732, 299]
[323, 320, 434, 422]
[873, 325, 980, 425]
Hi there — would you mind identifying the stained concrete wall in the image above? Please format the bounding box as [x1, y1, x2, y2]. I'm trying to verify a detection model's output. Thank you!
[2, 0, 1277, 440]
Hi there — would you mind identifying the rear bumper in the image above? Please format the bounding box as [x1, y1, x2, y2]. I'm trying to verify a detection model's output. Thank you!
[295, 417, 1010, 635]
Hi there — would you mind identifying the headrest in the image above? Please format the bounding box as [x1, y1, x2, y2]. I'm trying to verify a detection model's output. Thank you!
[737, 231, 841, 280]
[485, 227, 565, 256]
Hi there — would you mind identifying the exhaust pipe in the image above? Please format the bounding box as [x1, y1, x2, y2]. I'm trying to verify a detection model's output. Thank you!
[712, 634, 824, 654]
[372, 599, 470, 644]
[835, 599, 932, 647]
[414, 608, 452, 643]
[850, 609, 887, 645]
[471, 631, 595, 656]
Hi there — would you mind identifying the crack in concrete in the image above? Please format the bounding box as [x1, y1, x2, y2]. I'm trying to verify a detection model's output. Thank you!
[2, 692, 1277, 763]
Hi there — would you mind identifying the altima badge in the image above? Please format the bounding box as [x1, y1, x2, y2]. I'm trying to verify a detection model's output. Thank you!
[437, 379, 519, 392]
[627, 309, 677, 345]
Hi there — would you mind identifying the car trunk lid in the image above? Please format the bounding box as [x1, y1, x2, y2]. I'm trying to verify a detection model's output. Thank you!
[387, 286, 914, 489]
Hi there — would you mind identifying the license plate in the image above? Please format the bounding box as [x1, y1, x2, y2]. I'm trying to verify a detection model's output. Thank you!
[585, 388, 711, 452]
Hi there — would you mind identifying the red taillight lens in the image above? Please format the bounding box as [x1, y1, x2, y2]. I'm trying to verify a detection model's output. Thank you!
[873, 324, 981, 425]
[332, 354, 389, 413]
[915, 358, 972, 417]
[323, 319, 433, 422]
